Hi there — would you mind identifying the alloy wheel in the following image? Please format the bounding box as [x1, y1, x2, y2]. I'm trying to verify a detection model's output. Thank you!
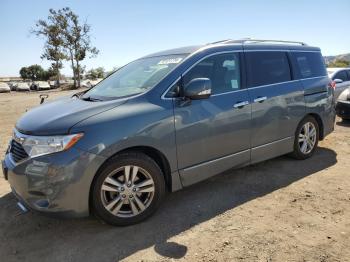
[100, 165, 155, 218]
[298, 122, 317, 154]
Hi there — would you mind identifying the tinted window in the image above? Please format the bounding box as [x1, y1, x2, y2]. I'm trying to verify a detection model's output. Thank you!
[245, 52, 291, 87]
[183, 53, 241, 95]
[333, 70, 349, 81]
[292, 52, 327, 79]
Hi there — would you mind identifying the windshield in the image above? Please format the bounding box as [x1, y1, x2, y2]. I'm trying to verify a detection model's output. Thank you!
[82, 54, 187, 100]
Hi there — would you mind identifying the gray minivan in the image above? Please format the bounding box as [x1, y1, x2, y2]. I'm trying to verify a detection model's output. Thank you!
[2, 39, 335, 225]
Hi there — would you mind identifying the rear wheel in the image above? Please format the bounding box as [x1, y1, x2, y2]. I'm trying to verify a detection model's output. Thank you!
[92, 152, 165, 226]
[291, 116, 319, 160]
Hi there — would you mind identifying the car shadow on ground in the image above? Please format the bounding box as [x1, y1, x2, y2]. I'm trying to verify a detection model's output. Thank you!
[336, 119, 350, 127]
[0, 147, 337, 262]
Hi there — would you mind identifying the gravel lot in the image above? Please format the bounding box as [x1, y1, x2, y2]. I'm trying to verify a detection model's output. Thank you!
[0, 91, 349, 262]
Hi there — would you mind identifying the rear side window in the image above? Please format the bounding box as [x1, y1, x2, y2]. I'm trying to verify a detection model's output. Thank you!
[333, 70, 349, 81]
[292, 52, 327, 79]
[245, 52, 291, 87]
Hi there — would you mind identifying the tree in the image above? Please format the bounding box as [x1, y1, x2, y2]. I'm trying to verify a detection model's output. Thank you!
[19, 67, 30, 80]
[19, 65, 55, 81]
[55, 7, 99, 88]
[85, 67, 105, 79]
[328, 59, 350, 68]
[26, 65, 45, 81]
[106, 66, 119, 77]
[32, 10, 66, 86]
[32, 7, 99, 89]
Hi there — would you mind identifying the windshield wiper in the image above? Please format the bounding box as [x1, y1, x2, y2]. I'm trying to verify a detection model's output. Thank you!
[81, 96, 102, 102]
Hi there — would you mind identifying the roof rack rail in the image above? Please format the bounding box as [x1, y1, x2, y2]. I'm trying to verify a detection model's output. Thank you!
[210, 38, 308, 46]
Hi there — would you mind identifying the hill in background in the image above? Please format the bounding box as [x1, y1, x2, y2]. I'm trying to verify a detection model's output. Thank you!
[324, 53, 350, 65]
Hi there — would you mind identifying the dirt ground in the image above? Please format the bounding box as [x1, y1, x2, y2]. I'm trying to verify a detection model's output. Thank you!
[0, 91, 349, 262]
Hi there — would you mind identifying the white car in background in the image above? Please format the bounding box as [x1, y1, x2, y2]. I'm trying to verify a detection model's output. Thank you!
[16, 82, 30, 91]
[0, 82, 11, 93]
[327, 68, 350, 99]
[36, 81, 51, 91]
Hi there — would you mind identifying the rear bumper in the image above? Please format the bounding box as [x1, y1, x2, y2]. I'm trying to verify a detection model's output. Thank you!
[336, 100, 350, 119]
[2, 147, 106, 218]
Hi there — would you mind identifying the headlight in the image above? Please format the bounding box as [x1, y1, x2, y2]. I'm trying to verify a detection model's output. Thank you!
[338, 88, 350, 102]
[13, 130, 83, 158]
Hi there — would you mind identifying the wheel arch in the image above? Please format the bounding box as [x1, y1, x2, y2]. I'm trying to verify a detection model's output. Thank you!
[306, 113, 324, 140]
[89, 146, 172, 207]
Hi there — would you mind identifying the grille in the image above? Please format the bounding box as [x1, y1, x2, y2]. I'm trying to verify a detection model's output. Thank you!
[10, 140, 29, 162]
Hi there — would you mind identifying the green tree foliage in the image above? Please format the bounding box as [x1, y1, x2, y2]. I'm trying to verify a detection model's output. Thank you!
[85, 67, 105, 79]
[106, 67, 119, 77]
[19, 65, 54, 81]
[328, 59, 350, 68]
[53, 7, 99, 88]
[32, 10, 66, 86]
[32, 7, 99, 89]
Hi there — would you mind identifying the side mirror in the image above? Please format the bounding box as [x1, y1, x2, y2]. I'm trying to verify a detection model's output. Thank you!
[184, 78, 211, 100]
[334, 79, 343, 84]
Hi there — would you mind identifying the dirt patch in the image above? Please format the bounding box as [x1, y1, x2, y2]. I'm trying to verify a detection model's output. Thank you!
[0, 91, 349, 262]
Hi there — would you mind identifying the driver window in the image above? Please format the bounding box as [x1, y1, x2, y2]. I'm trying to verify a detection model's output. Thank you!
[183, 53, 241, 95]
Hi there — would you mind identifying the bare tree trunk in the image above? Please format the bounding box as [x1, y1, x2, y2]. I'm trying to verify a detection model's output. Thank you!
[69, 50, 76, 88]
[55, 60, 60, 87]
[76, 60, 81, 88]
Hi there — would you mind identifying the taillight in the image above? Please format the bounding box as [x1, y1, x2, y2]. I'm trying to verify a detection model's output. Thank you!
[329, 81, 336, 89]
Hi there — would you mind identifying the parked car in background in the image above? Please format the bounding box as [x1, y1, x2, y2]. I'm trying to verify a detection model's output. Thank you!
[30, 81, 51, 91]
[36, 81, 51, 91]
[80, 80, 93, 88]
[30, 82, 38, 91]
[16, 82, 30, 91]
[9, 82, 18, 91]
[335, 87, 350, 120]
[49, 81, 59, 89]
[327, 68, 350, 99]
[2, 39, 335, 226]
[0, 82, 11, 93]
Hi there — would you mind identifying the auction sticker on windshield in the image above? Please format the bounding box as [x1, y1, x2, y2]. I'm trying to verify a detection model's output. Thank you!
[158, 57, 183, 65]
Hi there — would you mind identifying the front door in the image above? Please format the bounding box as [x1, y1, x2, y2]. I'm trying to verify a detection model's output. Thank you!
[173, 52, 251, 186]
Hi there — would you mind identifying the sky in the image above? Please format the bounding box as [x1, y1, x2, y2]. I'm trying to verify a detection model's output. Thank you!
[1, 0, 350, 77]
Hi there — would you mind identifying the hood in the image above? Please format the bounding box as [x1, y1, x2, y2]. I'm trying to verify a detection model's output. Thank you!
[16, 96, 127, 135]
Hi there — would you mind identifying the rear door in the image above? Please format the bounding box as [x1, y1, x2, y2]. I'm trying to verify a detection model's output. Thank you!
[173, 52, 251, 186]
[290, 51, 334, 137]
[245, 51, 305, 163]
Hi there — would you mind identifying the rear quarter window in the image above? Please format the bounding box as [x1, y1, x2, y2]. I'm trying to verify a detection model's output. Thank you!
[292, 51, 327, 79]
[245, 51, 291, 87]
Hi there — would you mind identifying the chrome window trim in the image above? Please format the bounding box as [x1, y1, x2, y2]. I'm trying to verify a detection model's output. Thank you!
[161, 50, 326, 100]
[211, 89, 245, 97]
[244, 50, 321, 53]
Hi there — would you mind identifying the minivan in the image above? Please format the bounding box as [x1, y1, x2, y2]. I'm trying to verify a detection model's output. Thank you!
[2, 39, 335, 226]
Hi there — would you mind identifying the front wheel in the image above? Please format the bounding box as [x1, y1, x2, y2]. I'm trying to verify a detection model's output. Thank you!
[291, 116, 319, 160]
[91, 152, 165, 226]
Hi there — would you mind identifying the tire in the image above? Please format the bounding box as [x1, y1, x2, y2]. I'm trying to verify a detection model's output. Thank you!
[91, 152, 166, 226]
[291, 116, 319, 160]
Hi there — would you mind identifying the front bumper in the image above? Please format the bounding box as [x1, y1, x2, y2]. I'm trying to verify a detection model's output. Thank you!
[2, 147, 106, 218]
[336, 100, 350, 119]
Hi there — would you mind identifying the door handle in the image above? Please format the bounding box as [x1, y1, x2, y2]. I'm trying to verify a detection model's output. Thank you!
[233, 101, 249, 108]
[254, 96, 267, 103]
